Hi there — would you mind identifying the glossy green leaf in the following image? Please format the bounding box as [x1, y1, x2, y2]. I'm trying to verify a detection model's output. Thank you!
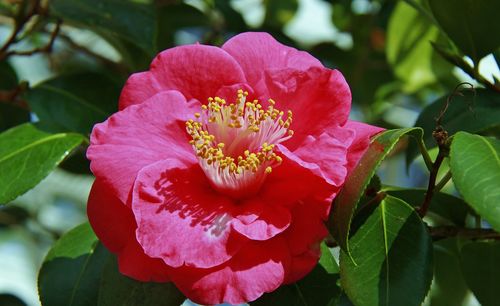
[0, 124, 84, 204]
[98, 256, 184, 306]
[430, 238, 469, 306]
[340, 196, 433, 306]
[384, 188, 469, 226]
[27, 72, 120, 134]
[407, 89, 500, 164]
[330, 128, 423, 253]
[429, 0, 500, 62]
[38, 223, 109, 306]
[460, 241, 500, 306]
[387, 1, 455, 92]
[450, 132, 500, 231]
[49, 0, 157, 54]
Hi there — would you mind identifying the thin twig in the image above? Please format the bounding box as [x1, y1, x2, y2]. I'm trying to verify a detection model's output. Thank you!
[430, 226, 500, 241]
[4, 19, 61, 57]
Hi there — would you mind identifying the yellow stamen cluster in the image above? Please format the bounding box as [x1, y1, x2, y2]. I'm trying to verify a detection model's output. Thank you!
[185, 89, 292, 176]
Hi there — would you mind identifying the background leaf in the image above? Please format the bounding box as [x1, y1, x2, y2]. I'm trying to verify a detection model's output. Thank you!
[386, 1, 455, 92]
[27, 72, 120, 134]
[429, 0, 500, 61]
[0, 124, 84, 204]
[330, 128, 423, 253]
[407, 89, 500, 164]
[450, 132, 500, 231]
[340, 196, 433, 306]
[0, 61, 30, 132]
[49, 0, 157, 54]
[460, 241, 500, 306]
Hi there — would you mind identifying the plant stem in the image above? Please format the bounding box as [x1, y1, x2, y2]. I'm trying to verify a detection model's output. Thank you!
[434, 170, 452, 192]
[430, 226, 500, 241]
[419, 148, 446, 217]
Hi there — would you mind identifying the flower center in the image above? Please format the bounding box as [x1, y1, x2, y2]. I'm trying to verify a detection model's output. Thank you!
[185, 90, 293, 198]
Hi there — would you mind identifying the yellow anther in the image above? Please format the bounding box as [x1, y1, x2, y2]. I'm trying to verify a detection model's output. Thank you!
[265, 166, 272, 174]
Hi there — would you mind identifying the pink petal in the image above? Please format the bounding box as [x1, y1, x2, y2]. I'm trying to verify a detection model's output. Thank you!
[87, 91, 198, 203]
[222, 32, 322, 97]
[87, 179, 135, 253]
[278, 127, 355, 187]
[119, 44, 247, 110]
[119, 72, 163, 110]
[87, 179, 170, 282]
[232, 202, 291, 241]
[118, 238, 172, 282]
[132, 159, 246, 269]
[260, 155, 336, 208]
[344, 120, 385, 174]
[172, 238, 290, 305]
[265, 66, 351, 149]
[284, 248, 321, 284]
[285, 200, 329, 257]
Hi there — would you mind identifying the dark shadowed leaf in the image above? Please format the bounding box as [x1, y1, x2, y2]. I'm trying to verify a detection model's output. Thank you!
[0, 124, 84, 204]
[0, 61, 30, 131]
[387, 1, 454, 92]
[407, 89, 500, 164]
[98, 256, 184, 306]
[384, 188, 469, 226]
[27, 72, 120, 134]
[450, 132, 500, 231]
[252, 243, 340, 306]
[460, 241, 500, 306]
[156, 3, 207, 51]
[430, 238, 469, 306]
[330, 128, 423, 254]
[49, 0, 157, 54]
[38, 223, 110, 306]
[340, 196, 433, 306]
[263, 0, 298, 29]
[429, 0, 500, 62]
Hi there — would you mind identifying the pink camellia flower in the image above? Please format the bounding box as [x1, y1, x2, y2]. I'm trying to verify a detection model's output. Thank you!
[87, 32, 383, 304]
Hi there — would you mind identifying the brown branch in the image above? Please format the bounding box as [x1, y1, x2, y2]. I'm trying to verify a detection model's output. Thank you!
[4, 19, 61, 58]
[430, 226, 500, 241]
[0, 0, 42, 60]
[0, 81, 29, 110]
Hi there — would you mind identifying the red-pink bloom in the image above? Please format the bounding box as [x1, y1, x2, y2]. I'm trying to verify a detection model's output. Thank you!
[87, 32, 383, 304]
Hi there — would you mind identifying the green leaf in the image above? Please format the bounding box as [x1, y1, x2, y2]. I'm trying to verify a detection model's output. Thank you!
[340, 196, 433, 306]
[460, 241, 500, 306]
[38, 223, 110, 306]
[429, 0, 500, 62]
[27, 72, 120, 134]
[330, 128, 423, 253]
[407, 89, 500, 164]
[263, 0, 298, 29]
[49, 0, 157, 54]
[0, 62, 29, 132]
[450, 132, 500, 231]
[98, 256, 184, 306]
[430, 238, 469, 306]
[319, 242, 339, 274]
[0, 61, 18, 89]
[0, 124, 84, 204]
[156, 3, 207, 51]
[387, 1, 455, 92]
[383, 188, 469, 226]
